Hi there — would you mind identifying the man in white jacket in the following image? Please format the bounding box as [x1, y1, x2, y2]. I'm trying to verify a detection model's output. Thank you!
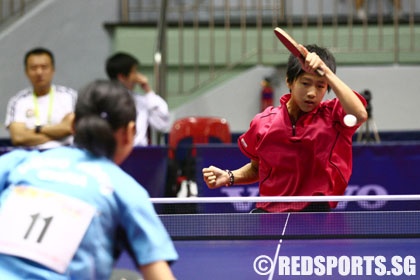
[106, 52, 170, 146]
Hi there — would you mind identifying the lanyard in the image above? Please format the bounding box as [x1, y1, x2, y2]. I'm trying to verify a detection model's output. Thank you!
[33, 87, 55, 126]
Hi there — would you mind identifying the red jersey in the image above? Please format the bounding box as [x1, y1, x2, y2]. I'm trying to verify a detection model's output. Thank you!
[238, 93, 366, 212]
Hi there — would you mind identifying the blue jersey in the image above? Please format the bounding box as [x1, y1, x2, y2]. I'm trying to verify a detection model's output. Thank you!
[0, 147, 178, 279]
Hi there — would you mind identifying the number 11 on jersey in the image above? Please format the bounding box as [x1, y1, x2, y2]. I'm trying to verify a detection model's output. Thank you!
[0, 186, 96, 273]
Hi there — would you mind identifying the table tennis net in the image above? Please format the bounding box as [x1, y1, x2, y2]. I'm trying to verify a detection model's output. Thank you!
[152, 195, 420, 214]
[151, 195, 420, 240]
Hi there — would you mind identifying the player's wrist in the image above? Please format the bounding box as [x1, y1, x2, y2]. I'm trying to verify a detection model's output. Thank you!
[225, 169, 234, 187]
[34, 125, 43, 134]
[141, 83, 151, 92]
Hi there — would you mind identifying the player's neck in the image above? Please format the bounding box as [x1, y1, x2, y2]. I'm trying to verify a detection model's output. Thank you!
[33, 86, 51, 97]
[286, 100, 304, 124]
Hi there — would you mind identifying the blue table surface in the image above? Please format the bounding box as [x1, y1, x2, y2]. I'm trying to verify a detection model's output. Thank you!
[116, 211, 420, 279]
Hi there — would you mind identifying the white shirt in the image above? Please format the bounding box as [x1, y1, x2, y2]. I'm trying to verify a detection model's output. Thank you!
[5, 85, 77, 150]
[131, 90, 170, 146]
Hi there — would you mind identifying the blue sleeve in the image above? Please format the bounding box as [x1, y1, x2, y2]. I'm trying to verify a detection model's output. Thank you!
[0, 149, 33, 192]
[114, 174, 178, 266]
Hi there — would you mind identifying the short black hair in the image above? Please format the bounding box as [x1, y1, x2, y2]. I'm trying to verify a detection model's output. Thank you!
[24, 47, 55, 68]
[286, 44, 336, 92]
[105, 52, 139, 80]
[74, 80, 136, 158]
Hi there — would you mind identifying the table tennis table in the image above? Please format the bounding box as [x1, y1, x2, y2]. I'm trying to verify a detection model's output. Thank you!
[116, 210, 420, 279]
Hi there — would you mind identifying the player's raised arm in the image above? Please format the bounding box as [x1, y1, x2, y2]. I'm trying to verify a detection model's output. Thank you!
[299, 45, 367, 125]
[322, 66, 367, 124]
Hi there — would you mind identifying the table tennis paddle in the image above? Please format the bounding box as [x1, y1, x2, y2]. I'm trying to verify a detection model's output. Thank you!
[274, 27, 324, 76]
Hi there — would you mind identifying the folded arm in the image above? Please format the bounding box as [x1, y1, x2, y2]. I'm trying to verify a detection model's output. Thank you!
[8, 113, 74, 147]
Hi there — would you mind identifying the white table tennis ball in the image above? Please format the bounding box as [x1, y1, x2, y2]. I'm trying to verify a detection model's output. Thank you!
[154, 52, 162, 64]
[344, 114, 357, 127]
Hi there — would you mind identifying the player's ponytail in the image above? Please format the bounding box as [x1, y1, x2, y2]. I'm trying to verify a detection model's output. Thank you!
[74, 80, 136, 159]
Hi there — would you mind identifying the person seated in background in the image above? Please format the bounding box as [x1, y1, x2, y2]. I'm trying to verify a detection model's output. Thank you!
[0, 80, 178, 279]
[4, 47, 77, 150]
[355, 0, 402, 21]
[260, 77, 274, 112]
[106, 52, 170, 146]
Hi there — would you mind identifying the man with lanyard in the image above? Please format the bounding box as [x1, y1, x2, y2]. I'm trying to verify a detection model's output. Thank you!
[5, 47, 77, 150]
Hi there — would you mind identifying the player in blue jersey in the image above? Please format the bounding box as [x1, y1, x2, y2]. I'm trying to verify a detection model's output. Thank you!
[0, 80, 177, 279]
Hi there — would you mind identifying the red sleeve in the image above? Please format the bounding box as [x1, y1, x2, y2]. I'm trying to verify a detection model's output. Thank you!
[238, 118, 259, 161]
[237, 107, 279, 161]
[328, 91, 368, 134]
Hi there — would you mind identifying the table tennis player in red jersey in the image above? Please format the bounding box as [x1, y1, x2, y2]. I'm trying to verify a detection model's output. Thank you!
[202, 44, 368, 213]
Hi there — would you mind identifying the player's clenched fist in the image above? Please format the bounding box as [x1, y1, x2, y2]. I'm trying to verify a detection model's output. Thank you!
[202, 166, 228, 189]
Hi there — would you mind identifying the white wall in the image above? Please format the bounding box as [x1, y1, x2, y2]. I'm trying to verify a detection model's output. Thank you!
[0, 0, 118, 138]
[171, 64, 420, 133]
[336, 65, 420, 132]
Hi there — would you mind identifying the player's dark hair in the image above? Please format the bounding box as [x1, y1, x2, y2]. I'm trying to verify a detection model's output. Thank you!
[286, 44, 336, 92]
[105, 52, 139, 80]
[74, 80, 136, 159]
[24, 47, 55, 68]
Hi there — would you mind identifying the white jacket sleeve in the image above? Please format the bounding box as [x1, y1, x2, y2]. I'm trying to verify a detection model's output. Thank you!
[143, 91, 170, 132]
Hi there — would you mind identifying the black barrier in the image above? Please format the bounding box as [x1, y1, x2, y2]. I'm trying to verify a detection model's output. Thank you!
[0, 146, 169, 199]
[1, 143, 420, 212]
[194, 143, 420, 212]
